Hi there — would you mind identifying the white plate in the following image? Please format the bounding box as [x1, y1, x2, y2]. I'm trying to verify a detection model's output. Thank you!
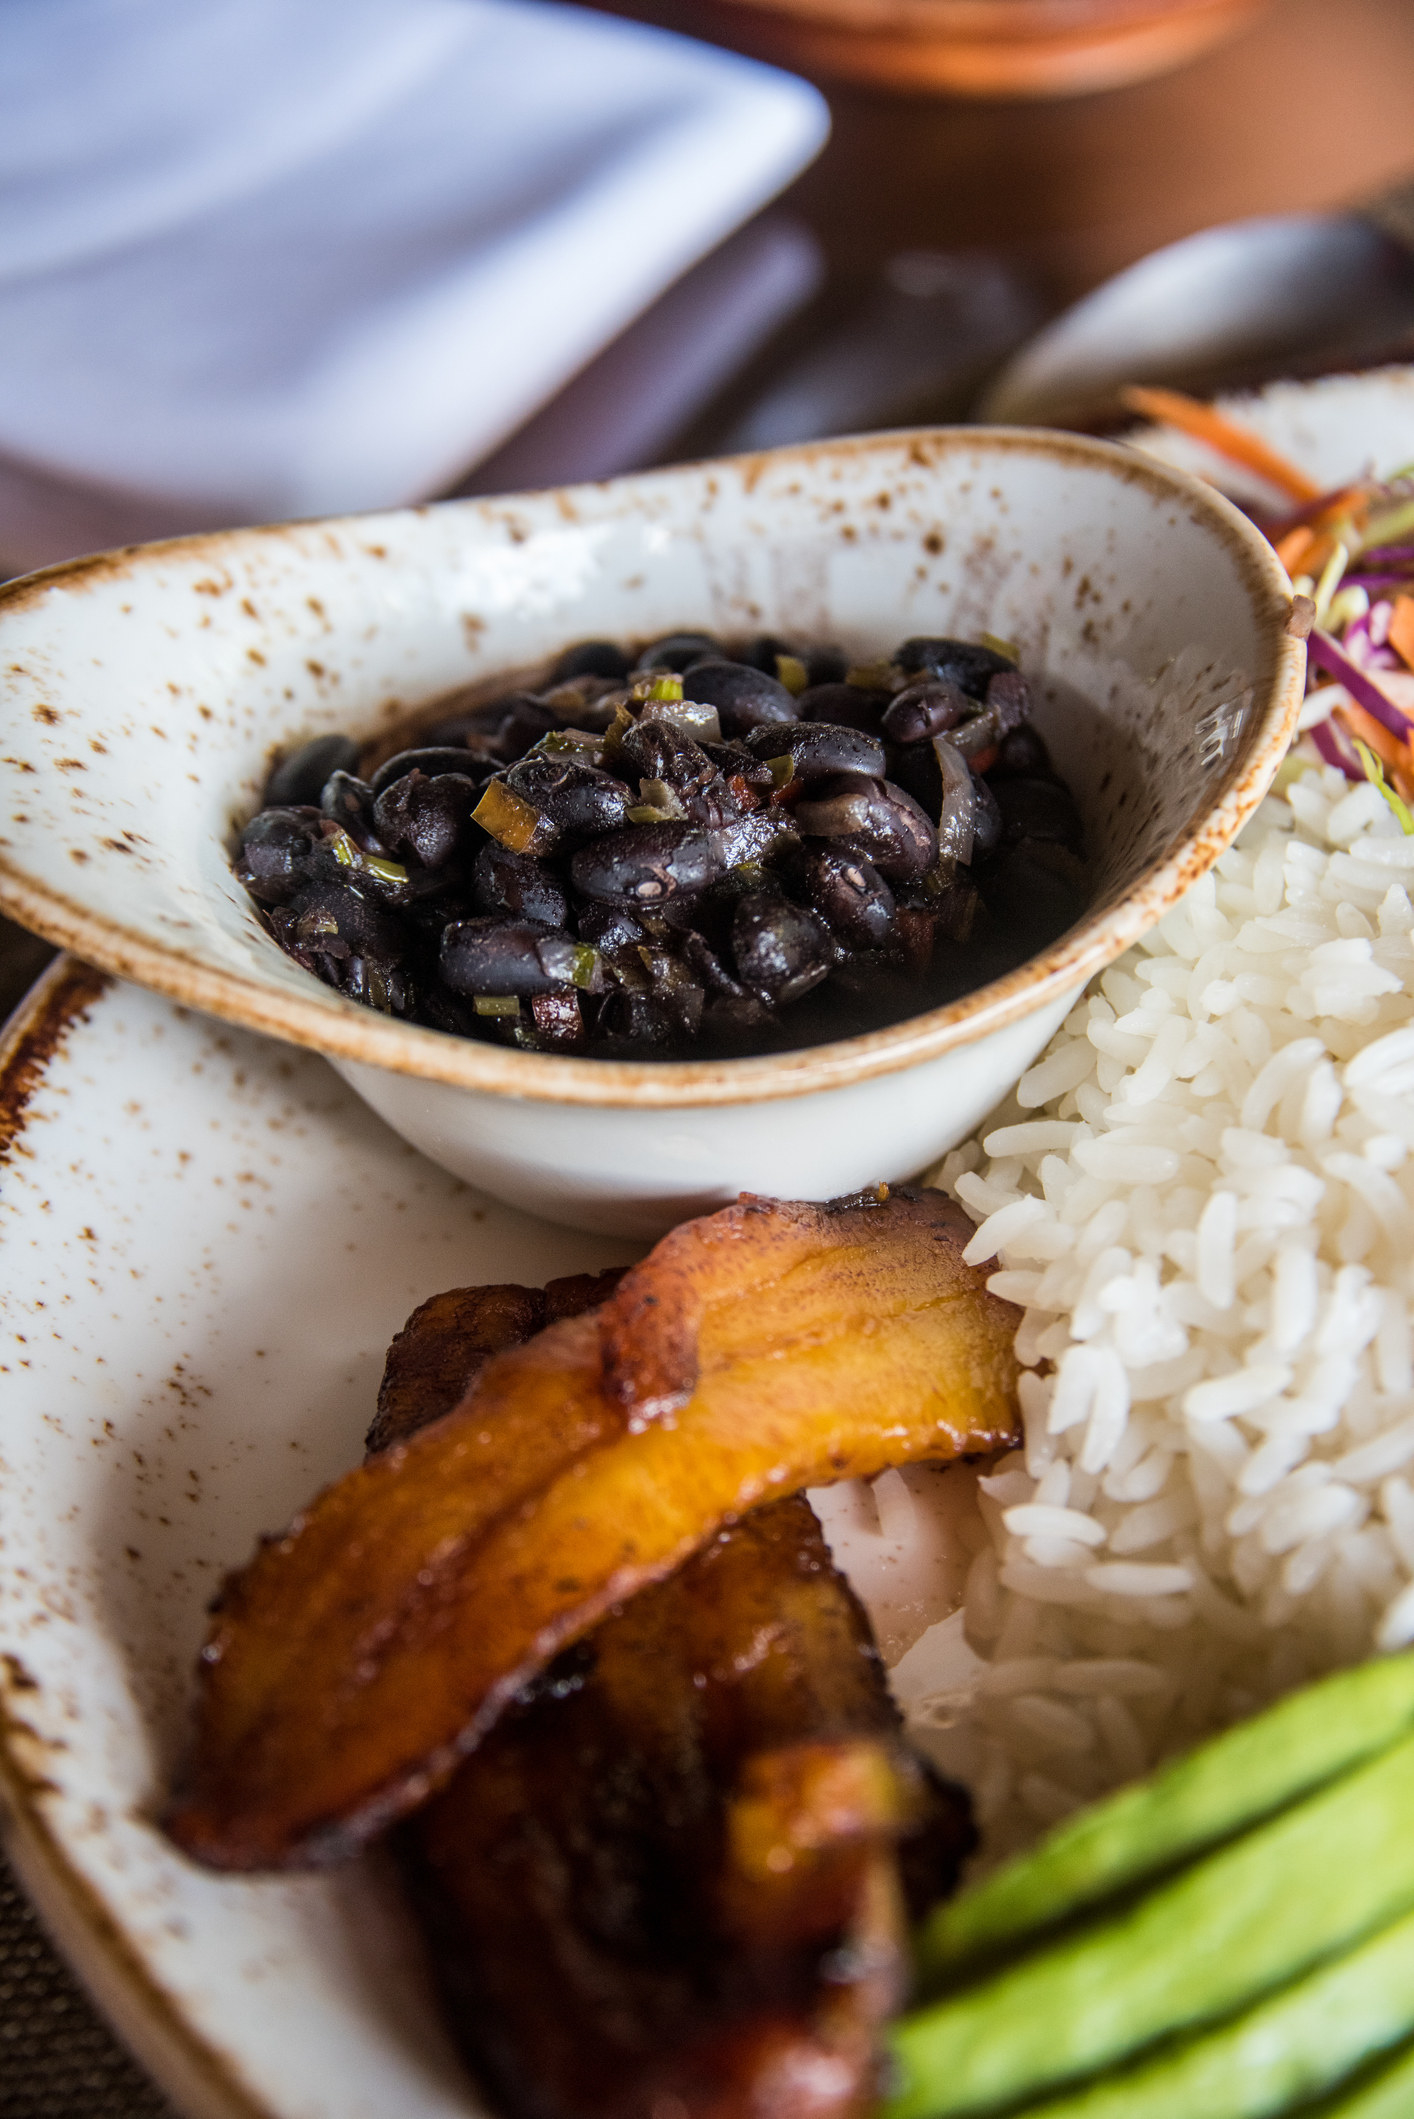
[3, 366, 1411, 2118]
[0, 960, 635, 2119]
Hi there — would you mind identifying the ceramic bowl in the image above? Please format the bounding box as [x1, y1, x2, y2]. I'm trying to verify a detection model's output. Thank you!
[0, 429, 1304, 1236]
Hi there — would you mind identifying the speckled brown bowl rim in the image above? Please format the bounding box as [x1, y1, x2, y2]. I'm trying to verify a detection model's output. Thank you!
[0, 428, 1307, 1109]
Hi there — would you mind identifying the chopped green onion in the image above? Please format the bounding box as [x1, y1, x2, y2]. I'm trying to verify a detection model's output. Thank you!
[537, 728, 603, 756]
[980, 631, 1020, 664]
[361, 850, 409, 885]
[570, 944, 601, 992]
[1353, 740, 1414, 834]
[324, 827, 407, 884]
[765, 754, 796, 789]
[775, 653, 808, 695]
[473, 994, 520, 1017]
[647, 673, 684, 704]
[473, 779, 547, 854]
[636, 777, 685, 819]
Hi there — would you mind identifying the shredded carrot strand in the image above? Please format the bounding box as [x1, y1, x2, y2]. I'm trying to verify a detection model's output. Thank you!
[1274, 526, 1317, 575]
[1120, 385, 1323, 506]
[1333, 700, 1414, 800]
[1388, 595, 1414, 673]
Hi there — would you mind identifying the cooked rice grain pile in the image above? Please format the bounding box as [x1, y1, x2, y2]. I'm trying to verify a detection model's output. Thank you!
[901, 763, 1414, 1862]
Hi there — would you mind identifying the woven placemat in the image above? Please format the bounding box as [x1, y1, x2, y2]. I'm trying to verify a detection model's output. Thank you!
[0, 1845, 175, 2119]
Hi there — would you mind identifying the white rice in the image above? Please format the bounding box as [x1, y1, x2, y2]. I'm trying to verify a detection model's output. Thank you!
[814, 760, 1414, 1866]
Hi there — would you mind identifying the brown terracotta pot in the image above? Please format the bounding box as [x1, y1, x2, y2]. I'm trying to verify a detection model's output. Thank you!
[686, 0, 1271, 97]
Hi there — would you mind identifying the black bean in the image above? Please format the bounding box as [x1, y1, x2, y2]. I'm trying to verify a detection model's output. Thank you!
[235, 806, 322, 904]
[994, 776, 1085, 854]
[895, 637, 1016, 698]
[618, 719, 716, 798]
[711, 807, 799, 872]
[985, 668, 1031, 734]
[472, 843, 569, 926]
[422, 693, 557, 760]
[403, 885, 475, 935]
[745, 721, 885, 780]
[992, 724, 1053, 778]
[633, 632, 722, 674]
[551, 639, 633, 683]
[321, 770, 378, 837]
[793, 773, 937, 883]
[503, 754, 631, 848]
[576, 902, 647, 957]
[636, 947, 707, 1038]
[743, 634, 795, 675]
[680, 929, 745, 998]
[372, 771, 484, 869]
[970, 773, 1003, 862]
[264, 733, 359, 809]
[343, 955, 415, 1016]
[288, 879, 410, 966]
[370, 746, 496, 797]
[419, 985, 483, 1039]
[797, 682, 890, 734]
[882, 679, 972, 745]
[887, 741, 942, 822]
[731, 890, 833, 1004]
[679, 660, 798, 736]
[702, 741, 775, 797]
[593, 989, 678, 1052]
[701, 991, 779, 1047]
[441, 917, 593, 997]
[800, 846, 896, 949]
[571, 824, 721, 907]
[806, 645, 848, 688]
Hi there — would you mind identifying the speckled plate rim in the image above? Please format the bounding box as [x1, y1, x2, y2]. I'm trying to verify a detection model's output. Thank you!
[0, 955, 268, 2119]
[0, 427, 1307, 1109]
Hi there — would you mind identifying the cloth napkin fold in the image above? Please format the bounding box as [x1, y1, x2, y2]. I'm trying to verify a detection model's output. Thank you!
[0, 0, 828, 569]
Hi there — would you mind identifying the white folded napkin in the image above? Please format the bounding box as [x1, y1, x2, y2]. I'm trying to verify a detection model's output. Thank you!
[0, 0, 827, 569]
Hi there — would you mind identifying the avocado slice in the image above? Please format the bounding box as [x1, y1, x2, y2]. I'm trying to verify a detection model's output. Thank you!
[1309, 2036, 1414, 2118]
[917, 1653, 1414, 1987]
[990, 1901, 1414, 2119]
[889, 1729, 1414, 2119]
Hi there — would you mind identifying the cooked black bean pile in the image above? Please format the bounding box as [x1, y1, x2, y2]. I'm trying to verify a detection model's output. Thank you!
[235, 631, 1088, 1059]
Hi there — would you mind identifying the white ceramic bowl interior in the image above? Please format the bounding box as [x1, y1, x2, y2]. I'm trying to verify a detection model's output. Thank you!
[0, 430, 1302, 1233]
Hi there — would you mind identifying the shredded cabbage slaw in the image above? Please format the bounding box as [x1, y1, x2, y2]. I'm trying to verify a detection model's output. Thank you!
[1122, 383, 1414, 835]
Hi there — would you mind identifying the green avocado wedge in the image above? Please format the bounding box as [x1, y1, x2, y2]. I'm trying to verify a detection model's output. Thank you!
[1306, 2037, 1414, 2118]
[887, 1728, 1414, 2119]
[916, 1653, 1414, 1988]
[995, 1902, 1414, 2119]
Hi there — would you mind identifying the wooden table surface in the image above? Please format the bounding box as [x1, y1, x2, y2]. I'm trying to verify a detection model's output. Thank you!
[615, 0, 1414, 305]
[5, 1, 1414, 2109]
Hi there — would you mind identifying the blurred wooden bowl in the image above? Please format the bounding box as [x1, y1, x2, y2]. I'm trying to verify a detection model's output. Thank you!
[681, 0, 1272, 96]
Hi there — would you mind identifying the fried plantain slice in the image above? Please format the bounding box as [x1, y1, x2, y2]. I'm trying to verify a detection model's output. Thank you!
[397, 1496, 975, 2119]
[366, 1268, 626, 1454]
[167, 1187, 1018, 1870]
